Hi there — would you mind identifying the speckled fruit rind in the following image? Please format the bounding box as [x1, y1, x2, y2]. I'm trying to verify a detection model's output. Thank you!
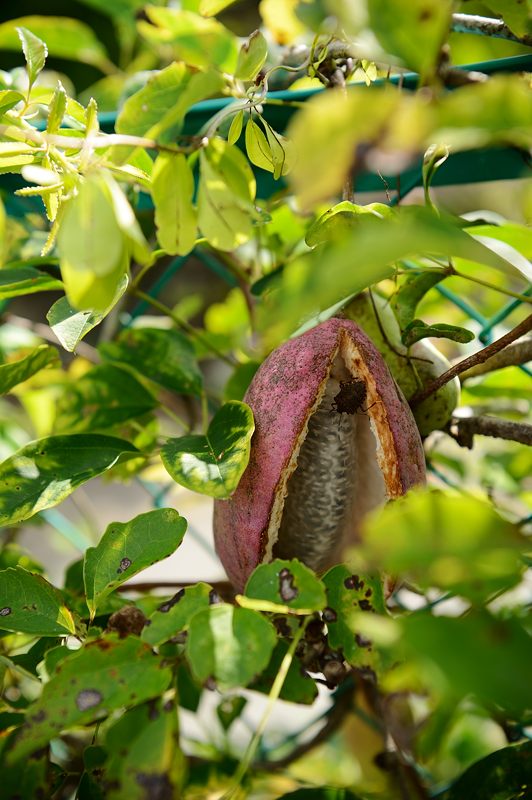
[213, 318, 426, 592]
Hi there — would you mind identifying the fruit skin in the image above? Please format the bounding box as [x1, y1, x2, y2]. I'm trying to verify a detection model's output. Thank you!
[343, 293, 460, 436]
[213, 317, 425, 592]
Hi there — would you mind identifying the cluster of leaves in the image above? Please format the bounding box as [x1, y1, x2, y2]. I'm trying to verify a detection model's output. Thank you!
[0, 0, 531, 798]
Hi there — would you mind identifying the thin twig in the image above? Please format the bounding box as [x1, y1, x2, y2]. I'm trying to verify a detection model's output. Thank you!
[410, 314, 532, 407]
[459, 336, 532, 380]
[451, 13, 532, 46]
[448, 415, 532, 448]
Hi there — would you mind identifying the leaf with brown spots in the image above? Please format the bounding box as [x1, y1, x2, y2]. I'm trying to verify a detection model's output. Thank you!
[0, 566, 77, 636]
[6, 636, 172, 764]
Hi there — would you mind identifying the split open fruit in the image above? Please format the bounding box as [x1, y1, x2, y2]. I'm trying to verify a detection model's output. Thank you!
[213, 318, 426, 591]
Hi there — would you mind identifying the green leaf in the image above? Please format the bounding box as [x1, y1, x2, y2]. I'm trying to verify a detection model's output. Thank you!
[84, 509, 187, 619]
[367, 0, 453, 78]
[235, 30, 268, 81]
[6, 636, 172, 763]
[0, 344, 59, 395]
[251, 640, 318, 705]
[242, 559, 327, 614]
[216, 694, 247, 730]
[103, 700, 184, 800]
[0, 566, 76, 636]
[422, 143, 449, 207]
[306, 201, 394, 247]
[392, 271, 446, 329]
[401, 319, 475, 347]
[152, 153, 197, 256]
[442, 741, 532, 800]
[227, 109, 244, 145]
[161, 400, 254, 499]
[279, 790, 365, 800]
[200, 0, 238, 15]
[54, 364, 157, 434]
[223, 360, 260, 402]
[0, 434, 138, 527]
[1, 745, 51, 799]
[0, 266, 63, 300]
[186, 603, 276, 689]
[322, 565, 384, 668]
[46, 275, 128, 352]
[259, 206, 521, 346]
[140, 7, 238, 72]
[483, 0, 532, 37]
[362, 490, 527, 603]
[401, 611, 532, 715]
[0, 16, 113, 72]
[245, 118, 294, 179]
[100, 327, 203, 397]
[46, 81, 67, 134]
[0, 89, 25, 116]
[198, 137, 257, 251]
[116, 61, 224, 144]
[142, 582, 212, 647]
[16, 26, 47, 89]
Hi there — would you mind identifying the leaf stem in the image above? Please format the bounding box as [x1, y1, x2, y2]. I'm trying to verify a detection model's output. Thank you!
[452, 270, 532, 305]
[132, 289, 237, 366]
[222, 618, 310, 798]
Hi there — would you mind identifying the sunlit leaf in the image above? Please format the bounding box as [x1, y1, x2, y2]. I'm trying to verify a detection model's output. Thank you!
[242, 559, 327, 614]
[0, 434, 138, 527]
[0, 344, 59, 395]
[322, 565, 385, 668]
[368, 0, 453, 78]
[46, 275, 128, 352]
[235, 30, 268, 81]
[0, 89, 25, 116]
[140, 7, 238, 72]
[84, 508, 187, 619]
[186, 603, 276, 689]
[16, 26, 47, 89]
[152, 153, 197, 256]
[100, 327, 203, 396]
[227, 109, 244, 145]
[142, 582, 212, 646]
[305, 201, 394, 247]
[161, 400, 254, 498]
[200, 0, 238, 15]
[0, 566, 76, 636]
[198, 137, 258, 251]
[6, 636, 172, 763]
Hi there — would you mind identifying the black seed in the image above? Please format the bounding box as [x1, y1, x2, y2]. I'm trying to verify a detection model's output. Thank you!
[75, 689, 103, 711]
[332, 379, 367, 415]
[322, 606, 337, 623]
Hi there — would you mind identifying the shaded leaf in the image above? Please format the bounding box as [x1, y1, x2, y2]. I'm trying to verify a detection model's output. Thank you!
[200, 0, 238, 15]
[186, 603, 276, 689]
[242, 559, 327, 614]
[16, 26, 47, 88]
[216, 695, 247, 730]
[54, 363, 157, 434]
[161, 401, 254, 499]
[6, 636, 172, 763]
[401, 319, 475, 347]
[442, 740, 532, 800]
[142, 582, 211, 647]
[223, 360, 260, 402]
[0, 567, 76, 636]
[0, 344, 59, 395]
[104, 700, 184, 800]
[84, 509, 187, 619]
[362, 490, 527, 603]
[251, 640, 318, 705]
[46, 275, 128, 352]
[392, 271, 446, 329]
[279, 790, 366, 799]
[322, 565, 385, 668]
[0, 434, 138, 527]
[0, 16, 112, 72]
[306, 201, 393, 247]
[0, 266, 62, 300]
[100, 327, 202, 396]
[152, 152, 197, 256]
